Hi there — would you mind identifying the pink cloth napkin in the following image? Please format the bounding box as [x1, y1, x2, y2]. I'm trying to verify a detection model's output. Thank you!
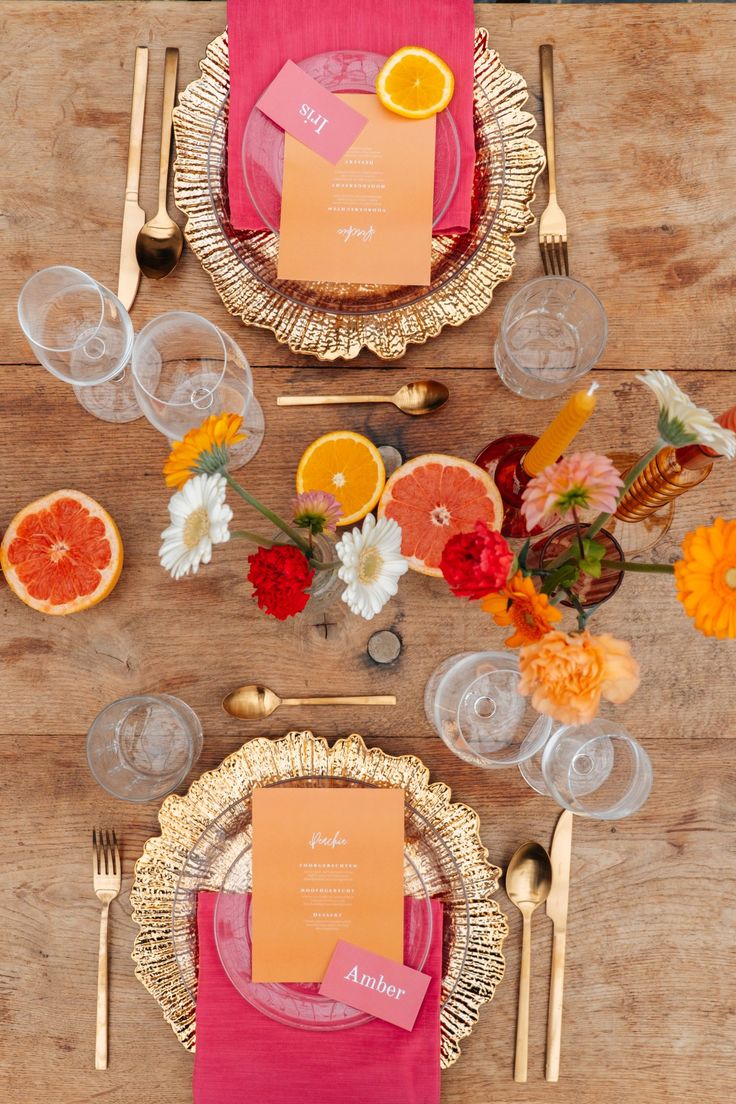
[226, 0, 476, 233]
[193, 892, 443, 1104]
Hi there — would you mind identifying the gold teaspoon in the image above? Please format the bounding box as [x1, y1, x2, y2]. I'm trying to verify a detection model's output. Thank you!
[135, 48, 184, 279]
[506, 841, 553, 1083]
[223, 684, 397, 720]
[277, 380, 449, 416]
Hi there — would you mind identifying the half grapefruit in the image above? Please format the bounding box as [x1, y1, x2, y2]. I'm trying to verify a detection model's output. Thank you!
[377, 454, 503, 576]
[1, 490, 123, 615]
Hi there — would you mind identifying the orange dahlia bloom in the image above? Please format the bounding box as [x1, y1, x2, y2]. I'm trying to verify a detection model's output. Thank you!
[518, 629, 640, 725]
[481, 572, 562, 648]
[163, 413, 246, 489]
[675, 517, 736, 638]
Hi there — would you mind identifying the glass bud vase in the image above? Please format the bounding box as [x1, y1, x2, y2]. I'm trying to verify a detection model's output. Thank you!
[264, 532, 345, 650]
[538, 524, 625, 609]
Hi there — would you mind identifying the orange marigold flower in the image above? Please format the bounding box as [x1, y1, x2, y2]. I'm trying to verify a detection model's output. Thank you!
[518, 629, 640, 725]
[163, 413, 246, 489]
[481, 572, 562, 648]
[674, 517, 736, 639]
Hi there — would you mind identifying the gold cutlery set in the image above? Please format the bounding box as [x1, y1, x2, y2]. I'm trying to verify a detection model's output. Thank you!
[118, 46, 183, 312]
[507, 810, 574, 1082]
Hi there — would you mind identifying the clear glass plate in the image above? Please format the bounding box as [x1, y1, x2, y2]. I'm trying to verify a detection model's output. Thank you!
[204, 57, 507, 317]
[171, 776, 470, 1030]
[242, 50, 460, 234]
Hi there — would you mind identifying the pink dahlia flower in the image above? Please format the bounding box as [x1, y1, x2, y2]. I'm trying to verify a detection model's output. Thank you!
[521, 452, 624, 531]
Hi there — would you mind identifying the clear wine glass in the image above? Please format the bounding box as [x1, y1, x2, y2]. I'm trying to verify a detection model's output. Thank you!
[494, 276, 607, 400]
[17, 265, 141, 422]
[131, 311, 264, 468]
[424, 652, 552, 768]
[86, 693, 203, 803]
[519, 719, 653, 819]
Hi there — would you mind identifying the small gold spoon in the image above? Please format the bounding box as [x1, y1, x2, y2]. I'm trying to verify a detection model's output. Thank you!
[223, 684, 397, 720]
[277, 380, 449, 417]
[135, 48, 184, 280]
[506, 841, 553, 1083]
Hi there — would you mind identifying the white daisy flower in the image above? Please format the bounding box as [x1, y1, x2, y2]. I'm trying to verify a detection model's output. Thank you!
[159, 473, 233, 580]
[335, 513, 408, 621]
[638, 370, 736, 457]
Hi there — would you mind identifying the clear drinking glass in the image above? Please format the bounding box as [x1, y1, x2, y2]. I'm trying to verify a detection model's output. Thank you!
[86, 693, 203, 803]
[519, 719, 653, 819]
[424, 652, 552, 768]
[17, 265, 140, 422]
[494, 276, 608, 399]
[131, 311, 264, 468]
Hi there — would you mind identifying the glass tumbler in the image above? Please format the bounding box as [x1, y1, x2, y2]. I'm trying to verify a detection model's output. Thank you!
[17, 265, 140, 422]
[494, 276, 608, 400]
[86, 693, 203, 803]
[519, 719, 653, 819]
[424, 652, 552, 768]
[131, 311, 264, 468]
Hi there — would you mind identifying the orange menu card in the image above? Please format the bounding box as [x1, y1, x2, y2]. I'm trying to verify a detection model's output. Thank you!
[277, 94, 436, 286]
[251, 786, 405, 982]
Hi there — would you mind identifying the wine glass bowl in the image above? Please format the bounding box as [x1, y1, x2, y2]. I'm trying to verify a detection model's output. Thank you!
[131, 311, 264, 468]
[17, 265, 140, 422]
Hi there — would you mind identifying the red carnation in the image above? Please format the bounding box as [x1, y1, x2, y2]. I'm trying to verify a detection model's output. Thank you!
[247, 544, 315, 620]
[440, 522, 513, 600]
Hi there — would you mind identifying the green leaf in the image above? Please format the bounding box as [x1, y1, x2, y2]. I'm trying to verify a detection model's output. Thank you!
[581, 538, 606, 564]
[541, 562, 580, 595]
[516, 539, 531, 573]
[579, 558, 603, 578]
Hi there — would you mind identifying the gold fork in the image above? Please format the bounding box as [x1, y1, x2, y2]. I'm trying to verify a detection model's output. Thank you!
[92, 828, 121, 1070]
[538, 44, 569, 276]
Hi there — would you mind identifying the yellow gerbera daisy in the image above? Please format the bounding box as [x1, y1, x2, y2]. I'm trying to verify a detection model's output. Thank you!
[674, 517, 736, 638]
[163, 413, 246, 489]
[482, 571, 562, 648]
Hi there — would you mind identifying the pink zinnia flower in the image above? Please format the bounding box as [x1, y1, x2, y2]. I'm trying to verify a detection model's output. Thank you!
[521, 452, 624, 531]
[291, 490, 342, 534]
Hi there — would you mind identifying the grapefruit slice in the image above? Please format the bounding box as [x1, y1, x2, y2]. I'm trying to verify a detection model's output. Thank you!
[377, 454, 503, 576]
[1, 490, 123, 615]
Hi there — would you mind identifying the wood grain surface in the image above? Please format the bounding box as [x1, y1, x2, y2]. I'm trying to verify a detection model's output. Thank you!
[0, 5, 734, 1104]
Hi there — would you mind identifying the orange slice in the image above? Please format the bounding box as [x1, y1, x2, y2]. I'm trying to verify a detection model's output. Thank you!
[296, 431, 386, 526]
[377, 454, 503, 576]
[376, 46, 455, 120]
[1, 490, 123, 615]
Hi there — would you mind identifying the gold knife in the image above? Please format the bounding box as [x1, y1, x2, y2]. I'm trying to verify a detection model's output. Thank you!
[545, 809, 574, 1081]
[117, 46, 149, 310]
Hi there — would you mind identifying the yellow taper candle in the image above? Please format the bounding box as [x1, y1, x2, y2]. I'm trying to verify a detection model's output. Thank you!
[522, 382, 599, 476]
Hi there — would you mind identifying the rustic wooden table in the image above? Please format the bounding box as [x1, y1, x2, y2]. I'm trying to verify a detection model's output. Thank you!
[1, 3, 735, 1102]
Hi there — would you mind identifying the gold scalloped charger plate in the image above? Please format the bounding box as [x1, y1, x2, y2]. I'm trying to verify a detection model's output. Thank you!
[173, 29, 544, 361]
[131, 732, 508, 1068]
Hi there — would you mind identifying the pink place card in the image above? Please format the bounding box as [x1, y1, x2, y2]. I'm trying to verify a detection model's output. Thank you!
[319, 939, 432, 1031]
[256, 60, 369, 164]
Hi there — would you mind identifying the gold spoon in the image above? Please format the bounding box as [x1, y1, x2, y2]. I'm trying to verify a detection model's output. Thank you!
[277, 380, 449, 417]
[135, 48, 184, 280]
[223, 684, 397, 720]
[506, 840, 553, 1083]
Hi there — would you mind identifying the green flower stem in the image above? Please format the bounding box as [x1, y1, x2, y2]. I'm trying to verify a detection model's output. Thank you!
[225, 473, 311, 555]
[312, 559, 341, 572]
[601, 558, 675, 575]
[230, 530, 275, 548]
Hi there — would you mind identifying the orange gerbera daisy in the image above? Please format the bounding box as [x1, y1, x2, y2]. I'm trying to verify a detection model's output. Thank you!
[481, 572, 562, 648]
[163, 413, 246, 489]
[674, 517, 736, 638]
